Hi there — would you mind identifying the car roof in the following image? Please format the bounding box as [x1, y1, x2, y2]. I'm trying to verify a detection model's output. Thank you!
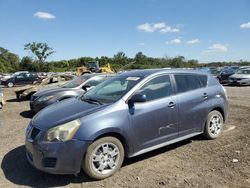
[118, 69, 209, 78]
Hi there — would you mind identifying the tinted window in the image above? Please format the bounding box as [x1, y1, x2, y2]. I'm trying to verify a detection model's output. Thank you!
[196, 75, 207, 87]
[137, 75, 173, 101]
[16, 73, 26, 79]
[174, 74, 201, 93]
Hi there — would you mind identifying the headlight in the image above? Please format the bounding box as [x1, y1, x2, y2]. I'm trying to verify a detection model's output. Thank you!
[37, 95, 54, 102]
[44, 119, 81, 142]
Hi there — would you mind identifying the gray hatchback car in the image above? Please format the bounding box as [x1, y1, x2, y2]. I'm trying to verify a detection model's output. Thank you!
[25, 69, 229, 180]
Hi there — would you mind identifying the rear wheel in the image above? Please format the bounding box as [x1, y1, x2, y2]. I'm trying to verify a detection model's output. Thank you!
[203, 110, 224, 139]
[83, 137, 124, 180]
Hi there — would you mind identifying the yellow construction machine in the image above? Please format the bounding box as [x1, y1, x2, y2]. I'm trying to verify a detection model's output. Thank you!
[76, 61, 114, 76]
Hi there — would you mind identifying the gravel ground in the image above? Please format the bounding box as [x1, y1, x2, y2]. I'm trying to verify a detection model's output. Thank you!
[0, 86, 249, 188]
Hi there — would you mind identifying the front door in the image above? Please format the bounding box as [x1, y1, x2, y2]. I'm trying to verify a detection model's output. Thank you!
[14, 73, 27, 85]
[129, 74, 178, 153]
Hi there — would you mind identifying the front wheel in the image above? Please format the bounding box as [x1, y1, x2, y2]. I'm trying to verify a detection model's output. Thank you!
[203, 110, 224, 139]
[7, 82, 14, 88]
[83, 137, 124, 180]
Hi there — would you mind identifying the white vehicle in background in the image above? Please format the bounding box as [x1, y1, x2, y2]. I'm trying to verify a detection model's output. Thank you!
[229, 68, 250, 86]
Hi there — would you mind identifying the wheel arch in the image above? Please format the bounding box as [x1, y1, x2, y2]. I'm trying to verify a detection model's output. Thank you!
[58, 96, 74, 101]
[92, 131, 130, 157]
[210, 107, 225, 122]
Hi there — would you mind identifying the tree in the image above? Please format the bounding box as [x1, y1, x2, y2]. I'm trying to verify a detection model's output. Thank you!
[134, 52, 147, 65]
[113, 52, 128, 66]
[0, 47, 20, 72]
[24, 42, 55, 63]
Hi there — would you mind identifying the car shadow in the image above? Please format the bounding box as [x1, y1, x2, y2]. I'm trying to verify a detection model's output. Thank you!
[1, 145, 93, 187]
[6, 99, 20, 102]
[20, 111, 34, 119]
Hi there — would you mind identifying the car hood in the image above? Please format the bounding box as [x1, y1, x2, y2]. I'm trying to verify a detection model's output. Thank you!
[34, 87, 74, 97]
[230, 74, 250, 79]
[32, 97, 109, 129]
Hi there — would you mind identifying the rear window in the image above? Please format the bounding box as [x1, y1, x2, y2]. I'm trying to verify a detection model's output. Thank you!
[174, 74, 206, 93]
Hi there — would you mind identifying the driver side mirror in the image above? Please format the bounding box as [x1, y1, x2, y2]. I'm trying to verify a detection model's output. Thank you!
[128, 94, 147, 104]
[82, 84, 91, 91]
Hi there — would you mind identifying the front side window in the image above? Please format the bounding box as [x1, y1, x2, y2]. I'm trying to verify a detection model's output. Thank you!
[16, 73, 26, 79]
[174, 74, 201, 93]
[137, 75, 173, 101]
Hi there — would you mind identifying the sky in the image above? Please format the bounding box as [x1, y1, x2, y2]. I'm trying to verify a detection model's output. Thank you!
[0, 0, 250, 63]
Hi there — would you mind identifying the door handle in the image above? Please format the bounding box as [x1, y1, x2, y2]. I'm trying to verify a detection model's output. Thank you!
[168, 101, 176, 108]
[202, 93, 208, 99]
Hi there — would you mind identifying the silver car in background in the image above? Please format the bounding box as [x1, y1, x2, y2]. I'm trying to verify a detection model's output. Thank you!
[30, 73, 114, 113]
[229, 68, 250, 86]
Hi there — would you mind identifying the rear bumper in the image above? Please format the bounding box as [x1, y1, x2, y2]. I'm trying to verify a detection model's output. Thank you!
[25, 138, 90, 175]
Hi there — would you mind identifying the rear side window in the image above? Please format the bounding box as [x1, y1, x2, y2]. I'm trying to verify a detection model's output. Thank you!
[174, 74, 203, 93]
[196, 75, 207, 87]
[137, 75, 173, 101]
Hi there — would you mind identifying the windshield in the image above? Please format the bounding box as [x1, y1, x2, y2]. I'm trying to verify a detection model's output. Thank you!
[82, 75, 143, 103]
[62, 75, 91, 88]
[210, 69, 220, 75]
[236, 69, 250, 74]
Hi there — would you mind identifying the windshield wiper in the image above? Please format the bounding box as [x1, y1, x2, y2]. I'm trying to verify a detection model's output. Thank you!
[81, 96, 103, 105]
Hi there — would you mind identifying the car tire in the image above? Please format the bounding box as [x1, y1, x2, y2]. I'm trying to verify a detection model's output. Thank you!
[203, 110, 224, 139]
[0, 103, 2, 109]
[83, 136, 124, 180]
[7, 82, 14, 88]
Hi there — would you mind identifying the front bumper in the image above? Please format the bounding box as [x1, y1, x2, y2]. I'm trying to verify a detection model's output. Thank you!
[229, 79, 250, 86]
[25, 135, 89, 175]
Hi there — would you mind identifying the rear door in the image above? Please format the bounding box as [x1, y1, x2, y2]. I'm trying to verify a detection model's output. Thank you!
[173, 74, 209, 136]
[129, 74, 179, 152]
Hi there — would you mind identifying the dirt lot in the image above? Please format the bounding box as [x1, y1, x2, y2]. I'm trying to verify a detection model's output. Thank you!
[0, 86, 249, 188]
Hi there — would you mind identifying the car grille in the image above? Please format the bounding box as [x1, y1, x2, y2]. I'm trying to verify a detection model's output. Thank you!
[43, 157, 57, 168]
[29, 127, 41, 140]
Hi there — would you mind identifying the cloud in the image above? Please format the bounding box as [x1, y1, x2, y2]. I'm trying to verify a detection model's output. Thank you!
[137, 22, 179, 33]
[34, 11, 56, 20]
[204, 43, 228, 53]
[166, 38, 182, 44]
[159, 26, 179, 33]
[186, 39, 201, 44]
[240, 22, 250, 29]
